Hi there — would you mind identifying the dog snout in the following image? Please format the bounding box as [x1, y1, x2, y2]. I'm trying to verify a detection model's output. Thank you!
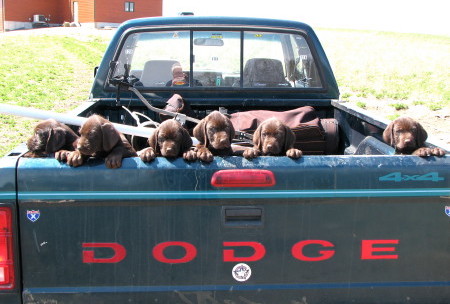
[211, 132, 230, 149]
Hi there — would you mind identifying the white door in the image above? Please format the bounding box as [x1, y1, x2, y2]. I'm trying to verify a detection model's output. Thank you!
[73, 1, 79, 23]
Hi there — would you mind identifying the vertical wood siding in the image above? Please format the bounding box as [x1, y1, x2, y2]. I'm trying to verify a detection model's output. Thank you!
[95, 0, 162, 23]
[5, 0, 64, 23]
[0, 0, 4, 32]
[71, 0, 94, 23]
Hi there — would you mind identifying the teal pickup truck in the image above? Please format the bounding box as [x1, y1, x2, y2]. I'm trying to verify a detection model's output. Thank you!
[0, 16, 449, 304]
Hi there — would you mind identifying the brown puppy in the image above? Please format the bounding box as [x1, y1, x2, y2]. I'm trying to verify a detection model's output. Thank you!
[243, 117, 302, 159]
[66, 115, 137, 168]
[193, 111, 235, 162]
[138, 120, 196, 162]
[383, 117, 446, 157]
[25, 119, 79, 159]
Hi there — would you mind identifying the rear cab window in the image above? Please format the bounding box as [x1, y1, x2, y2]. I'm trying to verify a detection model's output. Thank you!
[110, 28, 323, 89]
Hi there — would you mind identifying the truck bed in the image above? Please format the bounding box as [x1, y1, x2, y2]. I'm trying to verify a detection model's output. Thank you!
[8, 101, 449, 304]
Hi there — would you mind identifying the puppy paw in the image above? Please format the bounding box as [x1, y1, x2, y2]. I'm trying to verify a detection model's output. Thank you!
[412, 147, 431, 157]
[66, 151, 84, 167]
[431, 147, 446, 157]
[105, 154, 122, 169]
[138, 147, 156, 162]
[286, 148, 303, 159]
[243, 147, 261, 159]
[183, 150, 197, 162]
[55, 150, 71, 162]
[196, 147, 213, 163]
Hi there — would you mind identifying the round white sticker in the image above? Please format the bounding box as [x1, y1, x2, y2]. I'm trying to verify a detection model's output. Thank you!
[232, 263, 252, 282]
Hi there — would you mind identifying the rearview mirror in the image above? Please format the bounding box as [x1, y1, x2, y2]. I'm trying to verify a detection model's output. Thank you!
[194, 38, 224, 46]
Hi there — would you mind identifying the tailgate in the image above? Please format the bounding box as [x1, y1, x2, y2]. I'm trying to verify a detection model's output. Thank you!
[17, 155, 450, 303]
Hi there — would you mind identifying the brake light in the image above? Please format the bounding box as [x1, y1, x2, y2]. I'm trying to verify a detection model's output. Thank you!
[211, 170, 276, 187]
[0, 207, 14, 289]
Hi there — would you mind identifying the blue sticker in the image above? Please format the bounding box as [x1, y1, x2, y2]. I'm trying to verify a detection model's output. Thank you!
[446, 206, 450, 217]
[27, 210, 40, 222]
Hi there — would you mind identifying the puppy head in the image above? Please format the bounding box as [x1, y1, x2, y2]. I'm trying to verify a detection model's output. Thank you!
[383, 117, 428, 154]
[254, 118, 295, 156]
[148, 120, 192, 158]
[77, 115, 120, 156]
[27, 119, 68, 155]
[193, 111, 235, 150]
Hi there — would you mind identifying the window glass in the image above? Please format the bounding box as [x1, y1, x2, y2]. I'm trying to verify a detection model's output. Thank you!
[290, 34, 322, 88]
[243, 31, 289, 88]
[192, 31, 240, 87]
[111, 29, 322, 89]
[125, 2, 134, 12]
[113, 31, 190, 87]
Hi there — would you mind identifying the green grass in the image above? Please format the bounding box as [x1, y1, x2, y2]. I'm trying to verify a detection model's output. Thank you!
[390, 103, 409, 111]
[0, 33, 108, 156]
[318, 29, 450, 110]
[356, 101, 367, 109]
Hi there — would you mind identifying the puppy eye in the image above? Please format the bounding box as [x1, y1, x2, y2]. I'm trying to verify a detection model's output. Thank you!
[158, 136, 166, 142]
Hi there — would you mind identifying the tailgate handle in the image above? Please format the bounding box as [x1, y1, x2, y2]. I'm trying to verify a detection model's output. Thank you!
[223, 207, 263, 227]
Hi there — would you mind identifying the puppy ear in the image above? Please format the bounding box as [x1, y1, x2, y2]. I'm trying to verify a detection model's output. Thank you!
[383, 121, 394, 146]
[101, 122, 120, 152]
[415, 122, 428, 147]
[253, 123, 263, 150]
[180, 127, 193, 152]
[227, 118, 236, 143]
[46, 127, 66, 153]
[283, 125, 296, 151]
[193, 119, 208, 146]
[148, 127, 160, 154]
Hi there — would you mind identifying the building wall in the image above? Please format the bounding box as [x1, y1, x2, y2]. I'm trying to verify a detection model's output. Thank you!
[95, 0, 162, 24]
[4, 0, 65, 24]
[70, 0, 94, 23]
[2, 0, 162, 31]
[0, 0, 4, 32]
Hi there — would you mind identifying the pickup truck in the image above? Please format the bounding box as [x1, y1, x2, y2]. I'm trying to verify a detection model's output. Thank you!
[0, 16, 449, 304]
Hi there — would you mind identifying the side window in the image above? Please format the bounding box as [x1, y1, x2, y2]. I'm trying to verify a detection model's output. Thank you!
[192, 31, 241, 87]
[290, 35, 322, 88]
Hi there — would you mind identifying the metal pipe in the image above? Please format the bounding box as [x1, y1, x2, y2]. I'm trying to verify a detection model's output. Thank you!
[0, 103, 155, 138]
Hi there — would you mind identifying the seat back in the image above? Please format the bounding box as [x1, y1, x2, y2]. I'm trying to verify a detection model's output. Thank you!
[243, 58, 290, 87]
[140, 60, 180, 87]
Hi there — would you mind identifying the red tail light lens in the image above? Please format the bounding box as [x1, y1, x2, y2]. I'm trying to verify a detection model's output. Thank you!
[0, 207, 14, 289]
[211, 169, 276, 187]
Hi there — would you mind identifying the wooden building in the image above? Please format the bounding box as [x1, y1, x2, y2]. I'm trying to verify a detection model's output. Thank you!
[0, 0, 162, 32]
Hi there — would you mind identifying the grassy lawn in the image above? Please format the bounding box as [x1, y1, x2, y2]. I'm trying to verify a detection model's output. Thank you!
[0, 28, 448, 157]
[318, 29, 449, 116]
[0, 31, 109, 157]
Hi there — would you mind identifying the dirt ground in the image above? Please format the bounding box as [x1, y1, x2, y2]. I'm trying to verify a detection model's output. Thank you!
[345, 98, 450, 149]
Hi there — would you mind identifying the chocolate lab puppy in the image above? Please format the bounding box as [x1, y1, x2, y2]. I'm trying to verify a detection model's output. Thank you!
[193, 111, 235, 162]
[138, 119, 196, 162]
[243, 118, 302, 159]
[383, 117, 446, 157]
[25, 119, 79, 159]
[66, 115, 137, 168]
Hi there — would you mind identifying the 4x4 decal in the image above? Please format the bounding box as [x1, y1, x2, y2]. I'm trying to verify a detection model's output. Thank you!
[379, 172, 444, 182]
